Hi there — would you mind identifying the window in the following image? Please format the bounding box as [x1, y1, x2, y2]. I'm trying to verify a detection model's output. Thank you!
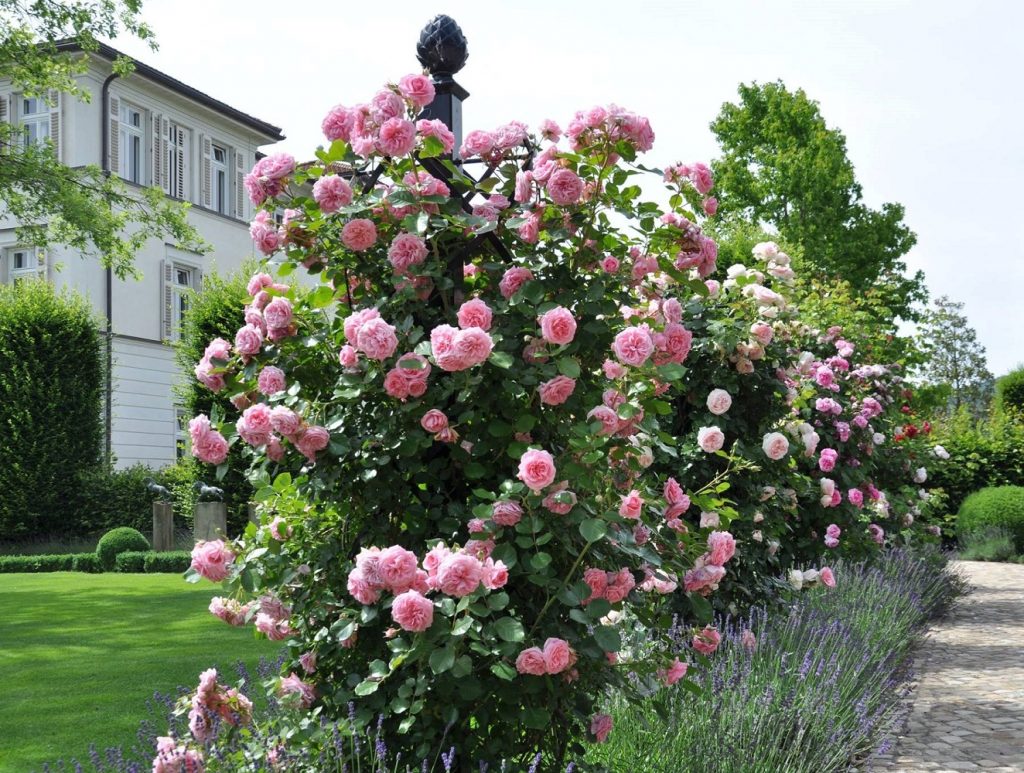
[118, 103, 144, 184]
[172, 264, 193, 334]
[6, 247, 37, 283]
[175, 407, 188, 459]
[21, 97, 49, 148]
[211, 144, 228, 214]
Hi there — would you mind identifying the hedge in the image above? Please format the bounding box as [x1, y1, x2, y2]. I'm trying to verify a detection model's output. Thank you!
[96, 527, 150, 570]
[0, 280, 103, 538]
[0, 553, 101, 573]
[115, 550, 192, 573]
[957, 486, 1024, 551]
[996, 367, 1024, 415]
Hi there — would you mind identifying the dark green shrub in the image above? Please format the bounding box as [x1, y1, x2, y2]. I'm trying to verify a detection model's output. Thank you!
[957, 486, 1024, 551]
[70, 553, 102, 573]
[996, 366, 1024, 416]
[174, 266, 256, 533]
[115, 550, 148, 573]
[0, 280, 103, 538]
[143, 550, 192, 573]
[75, 463, 165, 533]
[0, 553, 76, 572]
[958, 526, 1017, 562]
[95, 527, 150, 570]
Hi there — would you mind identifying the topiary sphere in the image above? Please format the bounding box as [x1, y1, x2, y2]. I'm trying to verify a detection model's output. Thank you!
[957, 486, 1024, 551]
[96, 526, 151, 570]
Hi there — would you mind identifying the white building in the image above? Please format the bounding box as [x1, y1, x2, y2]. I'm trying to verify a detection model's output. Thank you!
[0, 42, 284, 468]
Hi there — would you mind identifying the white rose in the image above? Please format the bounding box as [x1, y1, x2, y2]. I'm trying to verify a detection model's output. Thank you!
[803, 568, 820, 585]
[788, 569, 804, 590]
[913, 467, 927, 484]
[762, 432, 790, 461]
[872, 432, 885, 445]
[752, 530, 763, 543]
[706, 388, 733, 416]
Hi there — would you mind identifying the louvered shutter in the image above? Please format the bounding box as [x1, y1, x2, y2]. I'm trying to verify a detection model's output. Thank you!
[152, 113, 165, 191]
[108, 95, 120, 174]
[234, 148, 246, 219]
[48, 90, 61, 162]
[171, 125, 185, 199]
[0, 94, 9, 155]
[200, 135, 212, 208]
[193, 265, 204, 291]
[160, 260, 174, 341]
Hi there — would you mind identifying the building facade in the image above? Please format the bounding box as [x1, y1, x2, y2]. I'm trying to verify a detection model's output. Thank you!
[0, 43, 284, 469]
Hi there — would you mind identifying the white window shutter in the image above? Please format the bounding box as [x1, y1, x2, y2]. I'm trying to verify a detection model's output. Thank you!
[152, 112, 164, 190]
[200, 134, 211, 208]
[193, 266, 204, 291]
[48, 90, 61, 162]
[160, 259, 173, 341]
[108, 95, 120, 173]
[234, 148, 246, 219]
[0, 93, 9, 125]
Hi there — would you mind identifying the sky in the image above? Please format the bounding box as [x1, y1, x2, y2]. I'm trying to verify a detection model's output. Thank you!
[110, 0, 1024, 375]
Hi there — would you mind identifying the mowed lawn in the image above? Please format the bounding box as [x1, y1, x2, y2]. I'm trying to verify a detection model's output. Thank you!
[0, 573, 280, 772]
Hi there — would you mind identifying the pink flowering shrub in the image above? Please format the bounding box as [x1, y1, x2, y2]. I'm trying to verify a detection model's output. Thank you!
[178, 72, 934, 766]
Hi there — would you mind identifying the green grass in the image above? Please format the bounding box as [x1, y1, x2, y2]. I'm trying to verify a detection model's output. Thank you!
[0, 572, 279, 772]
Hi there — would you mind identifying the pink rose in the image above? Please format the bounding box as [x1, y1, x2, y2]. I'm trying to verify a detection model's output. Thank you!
[706, 389, 732, 415]
[420, 409, 448, 433]
[191, 540, 234, 582]
[460, 130, 495, 159]
[659, 658, 688, 686]
[612, 327, 654, 367]
[542, 638, 573, 674]
[515, 647, 547, 676]
[387, 232, 428, 273]
[590, 714, 613, 744]
[538, 306, 577, 346]
[377, 117, 417, 157]
[762, 432, 789, 460]
[246, 274, 272, 297]
[546, 168, 584, 206]
[192, 427, 229, 465]
[356, 318, 398, 361]
[266, 435, 285, 462]
[517, 449, 556, 491]
[697, 426, 725, 453]
[692, 625, 721, 655]
[602, 359, 627, 379]
[690, 163, 714, 195]
[538, 375, 576, 406]
[491, 500, 523, 527]
[582, 567, 608, 604]
[436, 552, 483, 597]
[391, 590, 434, 632]
[848, 489, 864, 508]
[263, 297, 293, 330]
[257, 366, 286, 396]
[297, 426, 330, 462]
[322, 104, 355, 142]
[818, 448, 839, 472]
[438, 327, 493, 371]
[338, 344, 359, 368]
[482, 558, 509, 589]
[416, 119, 455, 154]
[542, 483, 576, 515]
[703, 197, 718, 216]
[270, 406, 302, 438]
[820, 567, 836, 588]
[343, 308, 380, 344]
[457, 298, 493, 331]
[700, 511, 721, 529]
[268, 516, 291, 541]
[499, 267, 535, 299]
[312, 174, 354, 213]
[377, 545, 419, 590]
[233, 324, 263, 357]
[683, 564, 725, 594]
[618, 490, 644, 520]
[587, 405, 620, 436]
[346, 567, 381, 605]
[706, 531, 736, 567]
[398, 74, 436, 107]
[278, 672, 316, 709]
[342, 219, 377, 252]
[868, 524, 885, 545]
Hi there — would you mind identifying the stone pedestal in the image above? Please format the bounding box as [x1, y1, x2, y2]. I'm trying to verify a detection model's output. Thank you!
[152, 502, 174, 551]
[194, 502, 228, 543]
[248, 502, 260, 527]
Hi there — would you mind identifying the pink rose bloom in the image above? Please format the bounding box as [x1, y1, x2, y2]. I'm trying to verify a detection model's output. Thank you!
[820, 567, 836, 588]
[377, 545, 419, 590]
[590, 714, 613, 744]
[297, 426, 330, 462]
[190, 540, 234, 582]
[692, 625, 722, 655]
[618, 490, 644, 520]
[582, 567, 608, 604]
[602, 359, 627, 379]
[346, 567, 381, 605]
[700, 511, 721, 529]
[600, 256, 620, 273]
[517, 449, 556, 491]
[278, 673, 316, 709]
[703, 197, 718, 216]
[741, 629, 757, 650]
[439, 327, 493, 371]
[542, 638, 573, 674]
[515, 647, 547, 676]
[604, 568, 636, 603]
[538, 306, 577, 346]
[391, 589, 434, 632]
[457, 298, 493, 331]
[420, 409, 448, 434]
[436, 552, 483, 597]
[377, 117, 417, 157]
[683, 564, 726, 594]
[514, 170, 534, 203]
[706, 389, 732, 415]
[706, 531, 736, 567]
[312, 174, 354, 213]
[538, 375, 576, 406]
[241, 402, 272, 437]
[482, 558, 509, 589]
[261, 296, 293, 331]
[387, 233, 428, 273]
[690, 163, 714, 194]
[322, 104, 355, 142]
[398, 73, 435, 107]
[356, 318, 398, 361]
[416, 118, 455, 154]
[542, 483, 576, 515]
[868, 524, 885, 545]
[659, 658, 688, 686]
[460, 129, 495, 159]
[587, 405, 620, 436]
[612, 326, 655, 367]
[750, 321, 774, 345]
[338, 344, 359, 368]
[257, 366, 286, 396]
[343, 308, 380, 344]
[342, 219, 377, 252]
[246, 274, 272, 297]
[697, 426, 725, 453]
[825, 536, 839, 549]
[819, 448, 839, 472]
[233, 324, 263, 357]
[539, 118, 561, 140]
[266, 435, 285, 462]
[762, 432, 789, 460]
[826, 524, 842, 540]
[268, 516, 291, 541]
[255, 611, 291, 640]
[848, 489, 864, 508]
[491, 500, 523, 527]
[270, 406, 302, 438]
[546, 168, 584, 206]
[499, 267, 534, 299]
[299, 651, 317, 674]
[192, 428, 229, 465]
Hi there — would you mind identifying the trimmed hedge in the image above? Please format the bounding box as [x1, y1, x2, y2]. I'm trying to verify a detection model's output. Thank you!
[115, 550, 191, 573]
[96, 527, 150, 570]
[0, 280, 103, 538]
[957, 486, 1024, 551]
[0, 553, 101, 573]
[929, 416, 1024, 515]
[996, 367, 1024, 415]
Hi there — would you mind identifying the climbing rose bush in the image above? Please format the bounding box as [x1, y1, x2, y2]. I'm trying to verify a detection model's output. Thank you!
[178, 74, 933, 768]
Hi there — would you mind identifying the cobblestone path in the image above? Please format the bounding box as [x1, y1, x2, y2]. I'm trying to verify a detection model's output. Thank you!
[873, 561, 1024, 772]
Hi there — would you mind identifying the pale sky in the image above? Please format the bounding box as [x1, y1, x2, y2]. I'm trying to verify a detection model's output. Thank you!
[112, 0, 1024, 375]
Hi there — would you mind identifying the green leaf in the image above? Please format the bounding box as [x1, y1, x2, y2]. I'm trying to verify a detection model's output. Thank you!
[309, 285, 335, 309]
[487, 591, 510, 611]
[492, 617, 525, 642]
[689, 592, 713, 623]
[529, 552, 553, 570]
[451, 616, 473, 636]
[657, 363, 686, 380]
[557, 358, 581, 378]
[522, 707, 551, 729]
[490, 350, 514, 369]
[491, 661, 517, 681]
[354, 679, 380, 696]
[451, 654, 473, 678]
[419, 134, 446, 158]
[579, 519, 607, 543]
[429, 646, 456, 674]
[593, 626, 622, 652]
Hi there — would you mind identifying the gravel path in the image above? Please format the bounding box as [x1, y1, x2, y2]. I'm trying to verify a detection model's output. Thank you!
[872, 561, 1024, 772]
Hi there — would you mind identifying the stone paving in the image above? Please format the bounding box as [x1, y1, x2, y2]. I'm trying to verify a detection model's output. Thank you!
[872, 561, 1024, 772]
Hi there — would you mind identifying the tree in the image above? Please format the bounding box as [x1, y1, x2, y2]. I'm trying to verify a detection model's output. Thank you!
[916, 295, 994, 416]
[710, 81, 924, 320]
[1, 0, 202, 278]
